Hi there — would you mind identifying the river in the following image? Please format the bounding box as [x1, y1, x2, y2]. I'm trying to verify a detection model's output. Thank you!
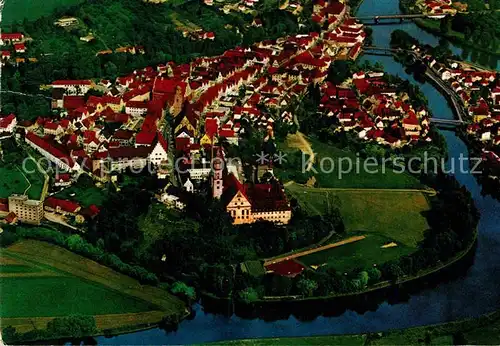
[97, 0, 500, 343]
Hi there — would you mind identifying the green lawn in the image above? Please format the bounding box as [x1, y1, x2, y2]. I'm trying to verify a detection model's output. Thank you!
[0, 157, 45, 200]
[54, 179, 108, 207]
[0, 264, 41, 273]
[309, 138, 423, 189]
[1, 276, 155, 318]
[276, 137, 423, 189]
[2, 0, 86, 25]
[241, 260, 266, 277]
[285, 184, 430, 247]
[298, 233, 415, 273]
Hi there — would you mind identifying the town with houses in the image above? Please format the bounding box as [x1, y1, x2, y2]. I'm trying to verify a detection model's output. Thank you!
[0, 0, 443, 230]
[416, 52, 500, 172]
[1, 0, 499, 342]
[0, 0, 381, 229]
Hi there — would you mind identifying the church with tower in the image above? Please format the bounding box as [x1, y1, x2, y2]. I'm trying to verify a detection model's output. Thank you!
[211, 151, 292, 225]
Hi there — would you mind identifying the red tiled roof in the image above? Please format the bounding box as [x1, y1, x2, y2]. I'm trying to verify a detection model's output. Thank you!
[113, 129, 135, 140]
[45, 197, 81, 213]
[126, 101, 148, 109]
[55, 173, 71, 182]
[64, 96, 86, 110]
[26, 132, 75, 168]
[4, 212, 17, 224]
[157, 132, 168, 152]
[80, 204, 100, 218]
[108, 146, 151, 159]
[14, 43, 25, 51]
[136, 131, 156, 146]
[265, 260, 305, 277]
[0, 114, 16, 129]
[1, 33, 24, 40]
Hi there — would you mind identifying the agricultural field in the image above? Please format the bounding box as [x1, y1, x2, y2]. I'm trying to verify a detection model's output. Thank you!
[1, 276, 155, 317]
[0, 240, 185, 333]
[2, 0, 86, 26]
[285, 183, 431, 248]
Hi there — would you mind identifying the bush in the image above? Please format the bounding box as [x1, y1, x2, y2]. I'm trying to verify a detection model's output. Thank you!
[171, 281, 196, 300]
[367, 267, 382, 284]
[238, 287, 260, 303]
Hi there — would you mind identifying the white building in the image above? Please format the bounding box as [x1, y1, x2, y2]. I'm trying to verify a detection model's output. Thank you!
[52, 80, 92, 95]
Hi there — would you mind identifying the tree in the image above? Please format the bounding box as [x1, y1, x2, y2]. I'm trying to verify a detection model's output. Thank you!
[46, 315, 98, 338]
[104, 61, 118, 79]
[238, 287, 259, 303]
[1, 326, 17, 343]
[367, 267, 382, 284]
[296, 278, 318, 297]
[171, 281, 196, 301]
[382, 262, 404, 281]
[358, 271, 369, 288]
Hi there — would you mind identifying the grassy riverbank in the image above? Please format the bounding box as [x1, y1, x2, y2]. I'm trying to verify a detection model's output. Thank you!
[222, 308, 500, 345]
[0, 240, 186, 339]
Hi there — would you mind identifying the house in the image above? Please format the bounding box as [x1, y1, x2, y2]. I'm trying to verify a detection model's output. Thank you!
[2, 212, 18, 225]
[43, 122, 63, 136]
[25, 132, 81, 172]
[54, 17, 78, 27]
[125, 101, 148, 116]
[0, 114, 17, 134]
[1, 50, 11, 60]
[54, 173, 72, 187]
[113, 129, 135, 146]
[52, 80, 93, 95]
[44, 197, 81, 215]
[0, 33, 24, 45]
[14, 43, 26, 53]
[148, 132, 169, 168]
[184, 178, 194, 192]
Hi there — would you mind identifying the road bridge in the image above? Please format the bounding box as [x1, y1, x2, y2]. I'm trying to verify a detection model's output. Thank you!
[430, 118, 465, 127]
[353, 13, 451, 24]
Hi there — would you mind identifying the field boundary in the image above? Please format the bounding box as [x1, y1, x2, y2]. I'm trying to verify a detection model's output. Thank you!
[1, 310, 167, 334]
[264, 235, 366, 266]
[3, 240, 185, 313]
[286, 182, 437, 196]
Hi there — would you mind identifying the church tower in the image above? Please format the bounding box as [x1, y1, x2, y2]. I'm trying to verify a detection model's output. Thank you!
[212, 151, 224, 199]
[171, 85, 184, 117]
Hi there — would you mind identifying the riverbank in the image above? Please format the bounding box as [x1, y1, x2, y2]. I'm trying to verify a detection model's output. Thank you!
[413, 18, 500, 57]
[221, 308, 500, 345]
[237, 227, 477, 304]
